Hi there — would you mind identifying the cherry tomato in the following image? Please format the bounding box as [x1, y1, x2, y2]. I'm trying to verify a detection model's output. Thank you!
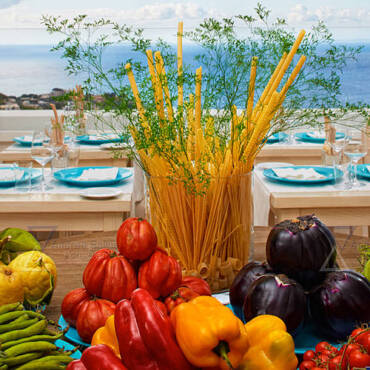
[348, 349, 370, 368]
[329, 355, 346, 370]
[299, 360, 316, 370]
[316, 341, 332, 353]
[350, 328, 370, 352]
[318, 349, 337, 357]
[316, 353, 330, 365]
[312, 367, 326, 370]
[339, 343, 361, 360]
[303, 350, 317, 361]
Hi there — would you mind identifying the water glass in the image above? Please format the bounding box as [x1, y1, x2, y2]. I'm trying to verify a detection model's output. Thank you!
[13, 161, 33, 193]
[31, 131, 54, 193]
[344, 126, 368, 188]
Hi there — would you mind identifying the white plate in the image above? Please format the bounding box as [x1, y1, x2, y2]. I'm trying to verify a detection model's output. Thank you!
[255, 162, 294, 170]
[80, 187, 123, 199]
[100, 143, 126, 150]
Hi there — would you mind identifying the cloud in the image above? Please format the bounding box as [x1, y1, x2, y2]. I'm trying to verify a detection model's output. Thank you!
[0, 0, 21, 9]
[0, 2, 214, 29]
[287, 4, 370, 26]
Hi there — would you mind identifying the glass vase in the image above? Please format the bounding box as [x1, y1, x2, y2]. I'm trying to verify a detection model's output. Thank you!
[146, 172, 254, 292]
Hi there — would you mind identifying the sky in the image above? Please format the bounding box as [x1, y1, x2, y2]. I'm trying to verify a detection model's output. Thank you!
[0, 0, 369, 44]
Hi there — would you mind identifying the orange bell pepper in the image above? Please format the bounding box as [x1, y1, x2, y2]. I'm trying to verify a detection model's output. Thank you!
[171, 296, 249, 369]
[91, 315, 120, 358]
[237, 315, 298, 370]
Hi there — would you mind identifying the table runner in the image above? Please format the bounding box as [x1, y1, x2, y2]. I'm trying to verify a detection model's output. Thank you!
[0, 168, 134, 195]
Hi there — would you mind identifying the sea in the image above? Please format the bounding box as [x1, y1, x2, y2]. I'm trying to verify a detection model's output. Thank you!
[0, 43, 369, 105]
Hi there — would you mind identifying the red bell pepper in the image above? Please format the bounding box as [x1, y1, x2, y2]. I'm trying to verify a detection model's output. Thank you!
[66, 360, 87, 370]
[66, 344, 127, 370]
[115, 288, 195, 370]
[138, 248, 182, 298]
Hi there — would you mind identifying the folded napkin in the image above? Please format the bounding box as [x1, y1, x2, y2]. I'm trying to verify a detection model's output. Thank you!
[272, 168, 326, 180]
[0, 169, 24, 181]
[306, 131, 325, 139]
[22, 135, 34, 142]
[77, 168, 119, 181]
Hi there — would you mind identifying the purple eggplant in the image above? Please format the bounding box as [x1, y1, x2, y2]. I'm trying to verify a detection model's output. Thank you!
[229, 261, 272, 320]
[266, 215, 336, 290]
[309, 270, 370, 340]
[243, 274, 306, 334]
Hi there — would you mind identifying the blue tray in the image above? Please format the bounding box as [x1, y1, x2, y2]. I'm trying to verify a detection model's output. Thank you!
[263, 166, 343, 185]
[0, 167, 42, 187]
[55, 339, 82, 359]
[58, 315, 90, 347]
[53, 166, 132, 187]
[225, 305, 340, 355]
[266, 132, 288, 144]
[295, 132, 345, 144]
[76, 135, 123, 145]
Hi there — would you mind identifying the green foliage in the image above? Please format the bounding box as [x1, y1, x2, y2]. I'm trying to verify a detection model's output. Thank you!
[187, 2, 369, 132]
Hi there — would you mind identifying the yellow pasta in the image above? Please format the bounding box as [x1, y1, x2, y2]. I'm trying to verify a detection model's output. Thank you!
[126, 25, 306, 289]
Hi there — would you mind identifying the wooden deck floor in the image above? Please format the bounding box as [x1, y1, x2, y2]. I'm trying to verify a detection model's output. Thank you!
[42, 227, 369, 322]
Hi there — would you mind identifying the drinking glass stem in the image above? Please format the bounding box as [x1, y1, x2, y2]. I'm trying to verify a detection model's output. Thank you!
[352, 159, 360, 186]
[41, 165, 45, 193]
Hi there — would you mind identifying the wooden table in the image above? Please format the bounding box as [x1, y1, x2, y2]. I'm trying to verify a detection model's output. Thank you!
[256, 143, 323, 165]
[254, 170, 370, 227]
[0, 144, 129, 167]
[0, 192, 132, 232]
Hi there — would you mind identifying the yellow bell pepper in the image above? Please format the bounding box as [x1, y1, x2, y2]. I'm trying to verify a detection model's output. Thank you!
[238, 315, 298, 370]
[91, 314, 120, 358]
[170, 296, 249, 369]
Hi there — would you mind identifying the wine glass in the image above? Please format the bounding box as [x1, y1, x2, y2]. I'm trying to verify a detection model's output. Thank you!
[31, 131, 54, 192]
[344, 126, 368, 188]
[328, 124, 349, 189]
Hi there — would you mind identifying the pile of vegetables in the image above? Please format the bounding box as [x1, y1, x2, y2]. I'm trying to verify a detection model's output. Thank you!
[299, 328, 370, 369]
[230, 215, 370, 340]
[0, 302, 75, 369]
[61, 217, 298, 369]
[0, 228, 57, 308]
[61, 217, 212, 343]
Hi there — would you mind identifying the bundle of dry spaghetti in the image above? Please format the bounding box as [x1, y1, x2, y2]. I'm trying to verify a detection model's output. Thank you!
[125, 22, 307, 290]
[72, 85, 86, 132]
[48, 103, 65, 148]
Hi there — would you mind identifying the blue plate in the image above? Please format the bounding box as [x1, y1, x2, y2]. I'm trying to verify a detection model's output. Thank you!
[266, 132, 288, 144]
[295, 132, 345, 144]
[76, 134, 123, 145]
[58, 315, 90, 347]
[55, 339, 82, 359]
[263, 166, 343, 184]
[0, 167, 42, 187]
[349, 164, 370, 180]
[53, 166, 132, 187]
[13, 136, 42, 146]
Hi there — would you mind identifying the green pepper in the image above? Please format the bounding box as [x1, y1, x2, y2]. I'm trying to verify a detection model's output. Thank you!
[0, 318, 38, 334]
[0, 303, 23, 315]
[16, 360, 66, 370]
[0, 319, 47, 343]
[0, 311, 44, 325]
[0, 352, 42, 367]
[0, 332, 63, 350]
[4, 341, 56, 357]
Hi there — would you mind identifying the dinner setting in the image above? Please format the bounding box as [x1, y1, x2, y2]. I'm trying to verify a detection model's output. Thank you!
[0, 1, 369, 369]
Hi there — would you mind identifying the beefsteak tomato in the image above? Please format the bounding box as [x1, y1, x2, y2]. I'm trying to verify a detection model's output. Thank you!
[83, 248, 137, 303]
[76, 297, 116, 343]
[116, 217, 157, 261]
[138, 247, 182, 299]
[61, 288, 90, 327]
[180, 276, 211, 296]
